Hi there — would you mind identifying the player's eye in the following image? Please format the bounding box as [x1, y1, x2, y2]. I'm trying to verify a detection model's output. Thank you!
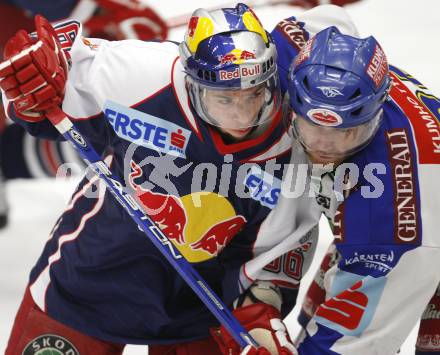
[216, 97, 232, 104]
[254, 88, 265, 97]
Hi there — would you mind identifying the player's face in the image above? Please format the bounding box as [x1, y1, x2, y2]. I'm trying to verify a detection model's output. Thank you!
[203, 85, 266, 139]
[293, 114, 364, 164]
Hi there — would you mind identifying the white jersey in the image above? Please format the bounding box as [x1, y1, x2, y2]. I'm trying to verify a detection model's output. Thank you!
[244, 59, 440, 355]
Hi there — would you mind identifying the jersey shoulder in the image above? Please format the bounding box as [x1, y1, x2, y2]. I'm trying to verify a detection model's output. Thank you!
[62, 20, 179, 118]
[386, 65, 440, 165]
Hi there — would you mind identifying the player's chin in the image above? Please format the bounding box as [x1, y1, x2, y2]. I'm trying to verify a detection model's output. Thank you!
[308, 151, 344, 165]
[223, 127, 253, 139]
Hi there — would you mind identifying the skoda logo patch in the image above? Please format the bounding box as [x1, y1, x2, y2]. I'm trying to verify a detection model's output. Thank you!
[22, 334, 80, 355]
[68, 128, 87, 148]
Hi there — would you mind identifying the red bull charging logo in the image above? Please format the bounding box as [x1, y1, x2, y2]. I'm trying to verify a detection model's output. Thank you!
[129, 161, 247, 262]
[219, 49, 256, 65]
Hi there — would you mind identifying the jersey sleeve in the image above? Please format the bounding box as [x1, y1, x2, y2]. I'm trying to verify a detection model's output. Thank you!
[1, 20, 86, 141]
[3, 19, 178, 149]
[271, 4, 359, 93]
[236, 141, 322, 314]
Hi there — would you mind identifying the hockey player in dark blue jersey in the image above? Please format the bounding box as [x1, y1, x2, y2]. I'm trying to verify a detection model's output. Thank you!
[259, 26, 440, 354]
[0, 3, 316, 354]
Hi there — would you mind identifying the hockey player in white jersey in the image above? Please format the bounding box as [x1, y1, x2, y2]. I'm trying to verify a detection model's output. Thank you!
[257, 26, 440, 354]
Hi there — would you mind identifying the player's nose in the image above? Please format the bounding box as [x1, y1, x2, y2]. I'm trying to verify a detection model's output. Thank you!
[229, 105, 255, 125]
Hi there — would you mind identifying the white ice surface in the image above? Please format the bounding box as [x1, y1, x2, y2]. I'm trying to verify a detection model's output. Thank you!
[1, 0, 439, 353]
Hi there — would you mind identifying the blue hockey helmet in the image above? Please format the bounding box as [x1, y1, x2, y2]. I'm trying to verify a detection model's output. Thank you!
[179, 4, 280, 134]
[288, 26, 391, 161]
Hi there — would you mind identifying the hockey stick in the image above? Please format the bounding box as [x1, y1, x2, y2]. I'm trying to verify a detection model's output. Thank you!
[165, 0, 315, 29]
[43, 107, 258, 349]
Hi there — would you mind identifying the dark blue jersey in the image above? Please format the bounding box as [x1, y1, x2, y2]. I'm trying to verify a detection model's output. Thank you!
[4, 22, 293, 344]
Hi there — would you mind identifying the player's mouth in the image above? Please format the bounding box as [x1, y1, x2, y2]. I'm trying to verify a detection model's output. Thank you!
[229, 127, 253, 136]
[308, 151, 344, 164]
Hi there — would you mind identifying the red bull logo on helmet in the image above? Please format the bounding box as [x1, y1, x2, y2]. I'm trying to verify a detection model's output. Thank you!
[242, 8, 268, 44]
[307, 108, 343, 127]
[186, 16, 214, 54]
[187, 16, 199, 38]
[219, 64, 261, 81]
[219, 49, 256, 65]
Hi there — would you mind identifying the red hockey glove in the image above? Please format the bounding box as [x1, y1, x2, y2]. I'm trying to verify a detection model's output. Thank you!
[211, 303, 298, 355]
[289, 0, 361, 7]
[0, 15, 68, 122]
[84, 0, 168, 41]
